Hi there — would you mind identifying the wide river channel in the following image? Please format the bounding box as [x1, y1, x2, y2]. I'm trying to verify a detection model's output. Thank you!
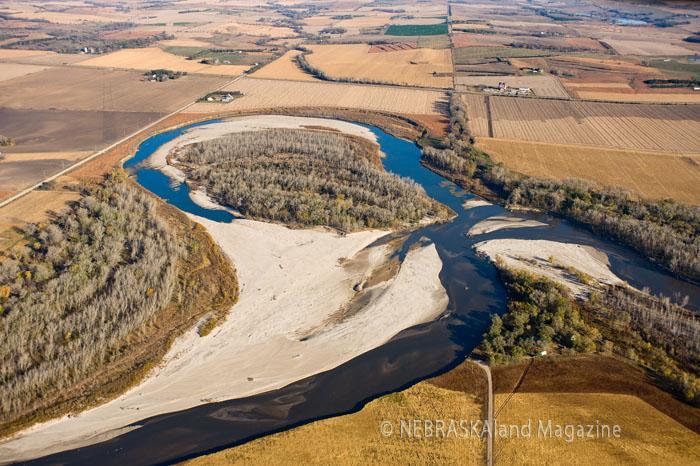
[29, 117, 700, 465]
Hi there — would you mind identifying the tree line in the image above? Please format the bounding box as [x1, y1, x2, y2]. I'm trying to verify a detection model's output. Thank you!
[0, 174, 180, 423]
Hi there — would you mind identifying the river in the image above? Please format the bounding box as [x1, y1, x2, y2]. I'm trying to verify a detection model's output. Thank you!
[27, 117, 699, 465]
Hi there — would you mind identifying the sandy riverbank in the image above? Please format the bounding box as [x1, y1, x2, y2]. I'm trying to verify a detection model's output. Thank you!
[0, 215, 448, 463]
[468, 215, 548, 236]
[474, 238, 624, 296]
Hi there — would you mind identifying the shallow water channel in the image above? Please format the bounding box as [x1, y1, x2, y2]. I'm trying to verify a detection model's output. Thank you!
[30, 118, 699, 465]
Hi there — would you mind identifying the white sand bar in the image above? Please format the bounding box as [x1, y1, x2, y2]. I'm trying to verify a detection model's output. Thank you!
[0, 216, 448, 462]
[468, 215, 548, 236]
[474, 239, 624, 296]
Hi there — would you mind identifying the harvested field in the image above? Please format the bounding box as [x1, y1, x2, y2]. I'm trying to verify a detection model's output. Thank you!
[452, 33, 511, 48]
[305, 44, 452, 88]
[0, 67, 228, 113]
[454, 46, 549, 63]
[185, 361, 486, 466]
[0, 49, 52, 59]
[602, 39, 694, 56]
[249, 50, 318, 82]
[77, 47, 250, 75]
[492, 355, 700, 464]
[574, 91, 700, 103]
[368, 42, 417, 53]
[461, 93, 490, 136]
[455, 75, 570, 98]
[476, 138, 700, 204]
[0, 63, 50, 82]
[0, 108, 164, 152]
[474, 96, 700, 153]
[187, 78, 448, 115]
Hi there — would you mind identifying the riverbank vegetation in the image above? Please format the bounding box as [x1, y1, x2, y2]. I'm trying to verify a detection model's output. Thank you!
[176, 128, 446, 231]
[0, 172, 238, 435]
[481, 266, 700, 405]
[420, 93, 700, 282]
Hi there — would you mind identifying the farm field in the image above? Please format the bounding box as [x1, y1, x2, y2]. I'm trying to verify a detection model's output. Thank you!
[250, 50, 318, 82]
[476, 138, 700, 204]
[0, 63, 50, 83]
[188, 77, 448, 115]
[455, 75, 570, 98]
[77, 47, 250, 75]
[469, 96, 700, 153]
[385, 22, 448, 36]
[0, 108, 164, 153]
[184, 361, 486, 466]
[454, 46, 550, 62]
[603, 39, 695, 56]
[305, 44, 452, 88]
[0, 67, 229, 113]
[492, 356, 700, 465]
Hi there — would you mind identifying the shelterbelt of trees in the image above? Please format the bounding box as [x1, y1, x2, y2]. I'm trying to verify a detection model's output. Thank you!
[421, 94, 700, 282]
[0, 174, 179, 425]
[176, 128, 446, 231]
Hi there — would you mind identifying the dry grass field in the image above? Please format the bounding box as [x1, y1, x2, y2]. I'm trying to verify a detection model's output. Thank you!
[455, 75, 570, 98]
[0, 190, 80, 251]
[187, 77, 448, 115]
[249, 50, 318, 81]
[0, 63, 50, 83]
[305, 44, 452, 88]
[602, 39, 695, 56]
[0, 49, 53, 59]
[77, 48, 250, 75]
[494, 393, 700, 465]
[0, 67, 228, 113]
[476, 138, 700, 204]
[492, 355, 700, 465]
[472, 96, 700, 153]
[184, 361, 486, 466]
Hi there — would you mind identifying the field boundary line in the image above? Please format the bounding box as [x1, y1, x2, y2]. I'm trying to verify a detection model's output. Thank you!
[0, 75, 243, 209]
[473, 360, 493, 466]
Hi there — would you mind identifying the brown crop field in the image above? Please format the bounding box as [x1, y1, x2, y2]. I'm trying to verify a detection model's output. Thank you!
[0, 108, 164, 152]
[479, 97, 700, 153]
[461, 93, 491, 136]
[455, 75, 570, 98]
[187, 77, 448, 115]
[185, 361, 486, 466]
[476, 138, 700, 204]
[249, 50, 318, 82]
[77, 47, 250, 75]
[0, 67, 228, 113]
[305, 44, 452, 88]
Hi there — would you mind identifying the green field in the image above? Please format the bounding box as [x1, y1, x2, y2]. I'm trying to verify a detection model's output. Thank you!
[385, 22, 448, 36]
[649, 59, 700, 79]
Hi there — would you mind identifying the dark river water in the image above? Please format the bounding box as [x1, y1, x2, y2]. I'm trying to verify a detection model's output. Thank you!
[26, 118, 699, 465]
